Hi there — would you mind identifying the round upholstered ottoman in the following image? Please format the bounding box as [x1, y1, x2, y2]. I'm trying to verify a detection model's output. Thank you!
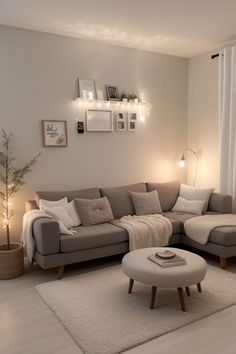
[122, 247, 207, 311]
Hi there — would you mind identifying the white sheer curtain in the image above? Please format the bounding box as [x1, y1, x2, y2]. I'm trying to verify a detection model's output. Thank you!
[219, 46, 236, 211]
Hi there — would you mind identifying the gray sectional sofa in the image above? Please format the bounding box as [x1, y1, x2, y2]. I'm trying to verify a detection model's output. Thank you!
[25, 181, 234, 278]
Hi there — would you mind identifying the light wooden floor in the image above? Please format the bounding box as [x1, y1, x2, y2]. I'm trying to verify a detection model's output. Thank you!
[1, 252, 236, 354]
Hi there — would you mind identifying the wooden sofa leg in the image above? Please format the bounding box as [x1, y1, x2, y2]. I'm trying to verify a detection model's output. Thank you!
[57, 265, 65, 279]
[220, 257, 227, 269]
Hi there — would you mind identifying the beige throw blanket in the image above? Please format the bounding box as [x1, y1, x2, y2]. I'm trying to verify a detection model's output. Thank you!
[184, 214, 236, 245]
[112, 214, 172, 251]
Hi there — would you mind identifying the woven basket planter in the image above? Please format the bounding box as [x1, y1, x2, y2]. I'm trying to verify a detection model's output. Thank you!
[0, 243, 24, 279]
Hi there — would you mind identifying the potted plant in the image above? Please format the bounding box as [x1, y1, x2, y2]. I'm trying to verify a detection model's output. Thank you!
[0, 130, 40, 279]
[127, 93, 138, 102]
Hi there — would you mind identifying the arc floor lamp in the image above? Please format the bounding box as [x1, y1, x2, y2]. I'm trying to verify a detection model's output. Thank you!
[179, 148, 199, 186]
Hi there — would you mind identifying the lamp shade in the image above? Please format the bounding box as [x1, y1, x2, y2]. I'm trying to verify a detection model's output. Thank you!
[179, 154, 185, 167]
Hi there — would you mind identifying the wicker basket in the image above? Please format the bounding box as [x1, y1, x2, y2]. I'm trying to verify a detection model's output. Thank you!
[0, 243, 24, 279]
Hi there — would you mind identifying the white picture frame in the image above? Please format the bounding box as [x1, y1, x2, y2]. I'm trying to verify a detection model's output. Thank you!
[78, 78, 97, 99]
[115, 112, 127, 131]
[86, 110, 113, 131]
[128, 112, 137, 131]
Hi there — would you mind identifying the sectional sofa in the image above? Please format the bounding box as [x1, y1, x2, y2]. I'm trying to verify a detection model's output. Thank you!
[25, 181, 234, 278]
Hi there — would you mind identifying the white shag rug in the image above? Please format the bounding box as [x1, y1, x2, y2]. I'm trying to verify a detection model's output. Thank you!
[36, 264, 236, 354]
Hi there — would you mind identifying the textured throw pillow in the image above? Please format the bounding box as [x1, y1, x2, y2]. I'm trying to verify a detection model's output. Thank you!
[180, 184, 214, 212]
[39, 197, 68, 210]
[75, 197, 114, 226]
[64, 200, 81, 226]
[172, 196, 205, 215]
[131, 190, 162, 216]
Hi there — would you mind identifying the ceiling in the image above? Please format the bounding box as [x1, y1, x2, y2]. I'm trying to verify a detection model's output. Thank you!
[0, 0, 236, 58]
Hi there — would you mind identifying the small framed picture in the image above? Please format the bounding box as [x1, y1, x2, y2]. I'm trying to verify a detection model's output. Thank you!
[42, 120, 68, 147]
[106, 85, 119, 101]
[128, 121, 137, 131]
[78, 79, 97, 99]
[128, 112, 137, 121]
[128, 112, 137, 131]
[115, 112, 127, 131]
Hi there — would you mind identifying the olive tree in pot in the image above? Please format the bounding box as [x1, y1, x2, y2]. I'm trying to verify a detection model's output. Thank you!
[0, 130, 40, 279]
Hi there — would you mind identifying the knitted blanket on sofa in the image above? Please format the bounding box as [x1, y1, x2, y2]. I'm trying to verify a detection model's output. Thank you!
[112, 214, 172, 251]
[184, 214, 236, 245]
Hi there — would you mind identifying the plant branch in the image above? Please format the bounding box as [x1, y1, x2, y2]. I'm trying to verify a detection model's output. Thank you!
[0, 130, 41, 248]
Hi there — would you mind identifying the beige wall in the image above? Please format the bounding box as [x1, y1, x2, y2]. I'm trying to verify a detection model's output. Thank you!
[0, 25, 188, 240]
[187, 51, 219, 189]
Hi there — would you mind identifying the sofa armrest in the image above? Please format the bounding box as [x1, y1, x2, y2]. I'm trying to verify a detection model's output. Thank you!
[208, 193, 232, 214]
[33, 218, 60, 255]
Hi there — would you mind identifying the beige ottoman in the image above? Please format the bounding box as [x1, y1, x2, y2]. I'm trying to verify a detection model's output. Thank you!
[122, 247, 207, 311]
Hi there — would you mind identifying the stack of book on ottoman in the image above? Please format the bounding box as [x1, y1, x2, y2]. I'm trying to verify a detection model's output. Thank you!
[148, 250, 186, 268]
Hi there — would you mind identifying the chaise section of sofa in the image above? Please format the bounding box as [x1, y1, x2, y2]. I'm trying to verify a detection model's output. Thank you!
[25, 181, 234, 277]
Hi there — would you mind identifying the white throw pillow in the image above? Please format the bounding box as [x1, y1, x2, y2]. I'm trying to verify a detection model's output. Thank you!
[39, 197, 68, 210]
[172, 196, 205, 215]
[180, 184, 214, 212]
[43, 206, 74, 229]
[131, 190, 162, 216]
[63, 200, 81, 226]
[57, 221, 76, 235]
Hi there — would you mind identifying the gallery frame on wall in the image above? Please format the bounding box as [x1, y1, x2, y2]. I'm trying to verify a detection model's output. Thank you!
[78, 78, 97, 100]
[86, 110, 113, 131]
[115, 112, 127, 131]
[106, 85, 120, 101]
[128, 112, 137, 131]
[42, 120, 68, 147]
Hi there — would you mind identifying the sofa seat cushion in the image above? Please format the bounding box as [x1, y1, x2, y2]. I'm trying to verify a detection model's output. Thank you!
[60, 223, 128, 253]
[101, 183, 147, 219]
[208, 227, 236, 246]
[163, 211, 198, 233]
[161, 214, 181, 235]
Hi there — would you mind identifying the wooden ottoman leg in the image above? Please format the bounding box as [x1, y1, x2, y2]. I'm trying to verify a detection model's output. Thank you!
[220, 257, 227, 269]
[177, 288, 186, 312]
[185, 286, 190, 296]
[150, 286, 157, 309]
[197, 283, 202, 293]
[128, 278, 134, 294]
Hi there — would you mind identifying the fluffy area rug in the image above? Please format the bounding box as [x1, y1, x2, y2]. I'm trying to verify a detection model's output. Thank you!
[36, 264, 236, 354]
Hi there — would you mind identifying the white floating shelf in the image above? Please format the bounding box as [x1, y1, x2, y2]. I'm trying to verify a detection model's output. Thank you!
[75, 98, 152, 118]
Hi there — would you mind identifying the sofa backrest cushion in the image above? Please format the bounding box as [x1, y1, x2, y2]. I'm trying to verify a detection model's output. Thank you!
[100, 183, 147, 219]
[208, 192, 232, 213]
[35, 188, 101, 206]
[146, 181, 180, 212]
